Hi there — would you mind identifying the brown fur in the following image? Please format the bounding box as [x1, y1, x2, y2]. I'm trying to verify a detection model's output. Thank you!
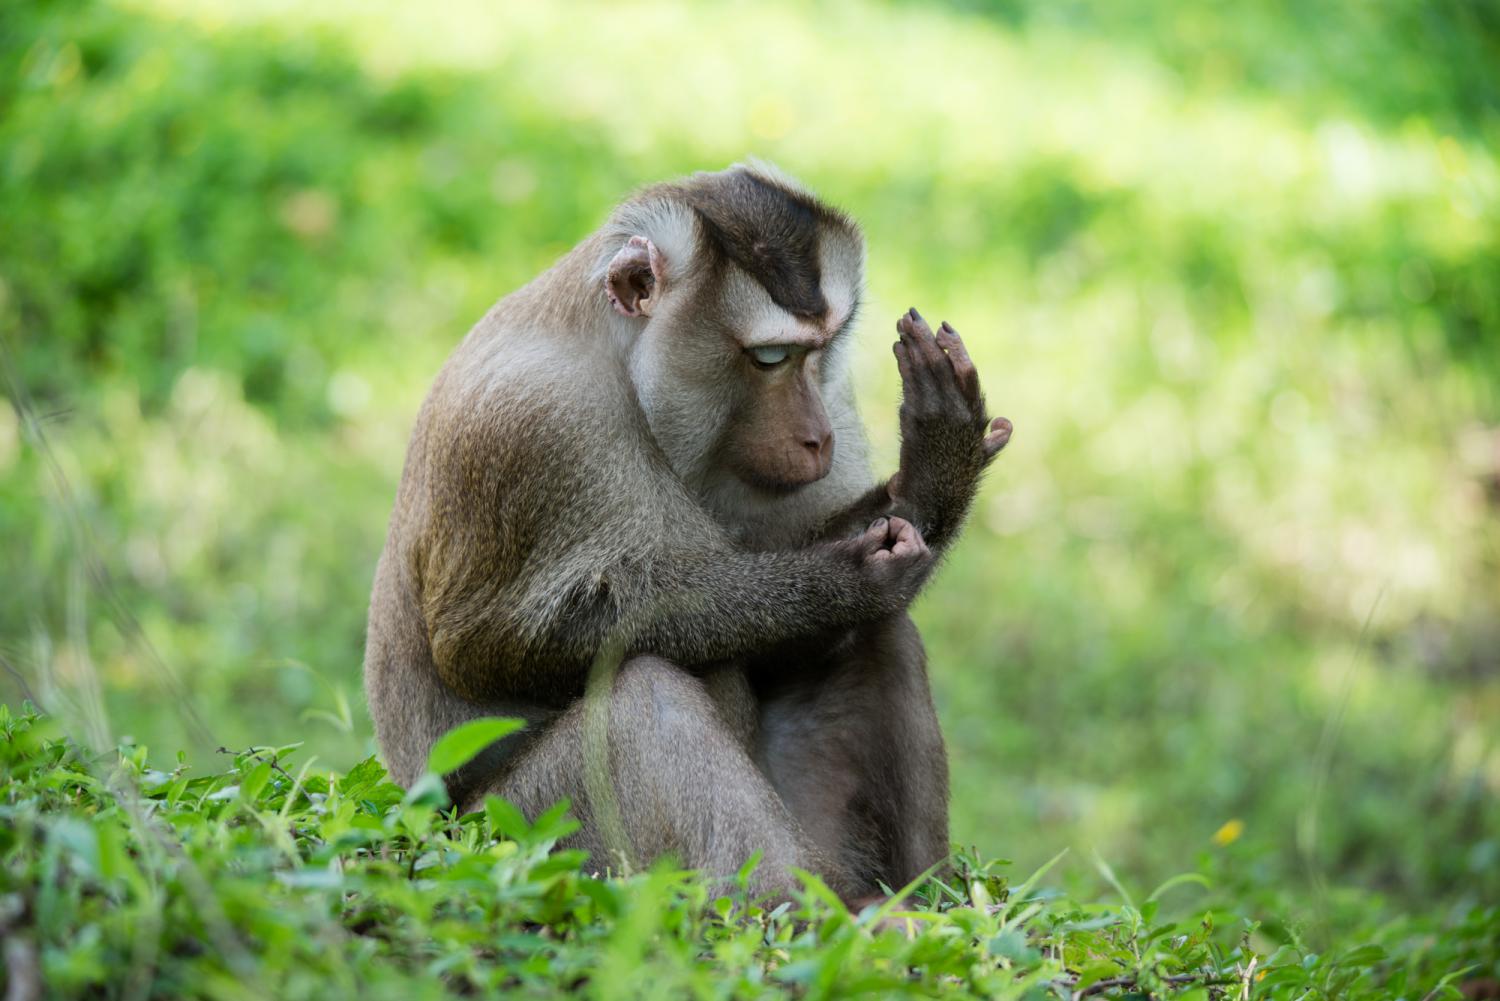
[364, 163, 1008, 899]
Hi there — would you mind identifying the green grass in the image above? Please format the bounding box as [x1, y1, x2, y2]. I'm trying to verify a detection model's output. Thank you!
[4, 705, 1495, 1000]
[2, 0, 1499, 993]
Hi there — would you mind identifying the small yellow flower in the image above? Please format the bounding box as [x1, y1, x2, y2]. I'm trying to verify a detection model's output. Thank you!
[1212, 819, 1245, 846]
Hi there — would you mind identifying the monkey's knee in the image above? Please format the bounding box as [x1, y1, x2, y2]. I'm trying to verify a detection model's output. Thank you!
[613, 657, 810, 865]
[607, 655, 723, 754]
[613, 653, 699, 695]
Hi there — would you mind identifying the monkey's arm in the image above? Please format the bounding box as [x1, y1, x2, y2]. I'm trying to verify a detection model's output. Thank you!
[809, 480, 898, 542]
[625, 527, 930, 665]
[415, 407, 929, 704]
[810, 475, 978, 552]
[885, 309, 1010, 551]
[425, 524, 927, 703]
[812, 312, 1011, 551]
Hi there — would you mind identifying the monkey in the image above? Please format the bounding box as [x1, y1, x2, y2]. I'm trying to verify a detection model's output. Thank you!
[363, 162, 1012, 902]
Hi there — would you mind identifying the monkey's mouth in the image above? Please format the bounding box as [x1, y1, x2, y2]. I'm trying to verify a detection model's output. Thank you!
[725, 434, 835, 496]
[734, 464, 832, 496]
[741, 475, 813, 496]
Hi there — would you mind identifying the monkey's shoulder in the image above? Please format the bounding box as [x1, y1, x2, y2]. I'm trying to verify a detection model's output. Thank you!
[421, 335, 624, 447]
[404, 341, 661, 532]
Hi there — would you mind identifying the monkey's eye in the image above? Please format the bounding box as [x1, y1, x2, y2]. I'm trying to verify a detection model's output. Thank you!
[748, 345, 792, 368]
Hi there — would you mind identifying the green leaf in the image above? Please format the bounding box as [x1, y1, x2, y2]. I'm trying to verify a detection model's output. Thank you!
[239, 761, 273, 803]
[402, 771, 449, 809]
[736, 849, 764, 887]
[277, 868, 343, 889]
[1091, 849, 1135, 909]
[576, 876, 621, 919]
[1258, 966, 1311, 989]
[988, 928, 1040, 964]
[1011, 848, 1068, 905]
[50, 818, 100, 875]
[425, 717, 525, 776]
[1339, 944, 1388, 967]
[1147, 871, 1211, 901]
[338, 756, 387, 795]
[484, 795, 530, 842]
[1073, 959, 1123, 991]
[530, 797, 580, 844]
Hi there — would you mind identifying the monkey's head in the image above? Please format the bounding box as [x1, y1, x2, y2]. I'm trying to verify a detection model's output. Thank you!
[602, 163, 865, 497]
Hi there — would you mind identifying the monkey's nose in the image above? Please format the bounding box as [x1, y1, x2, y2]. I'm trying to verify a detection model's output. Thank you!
[802, 432, 834, 464]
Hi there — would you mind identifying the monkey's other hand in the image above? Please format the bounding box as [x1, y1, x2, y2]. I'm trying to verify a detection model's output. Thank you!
[891, 308, 1012, 544]
[838, 516, 933, 610]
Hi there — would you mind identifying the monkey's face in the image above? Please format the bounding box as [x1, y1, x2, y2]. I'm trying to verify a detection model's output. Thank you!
[605, 167, 864, 497]
[707, 266, 858, 495]
[722, 339, 835, 492]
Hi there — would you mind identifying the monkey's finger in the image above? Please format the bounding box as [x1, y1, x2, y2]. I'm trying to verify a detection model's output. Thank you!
[925, 321, 972, 410]
[905, 308, 946, 367]
[908, 310, 962, 410]
[888, 517, 925, 558]
[982, 416, 1013, 459]
[866, 516, 900, 560]
[857, 517, 891, 554]
[895, 310, 926, 360]
[935, 322, 981, 400]
[893, 341, 916, 387]
[895, 319, 936, 394]
[903, 532, 932, 560]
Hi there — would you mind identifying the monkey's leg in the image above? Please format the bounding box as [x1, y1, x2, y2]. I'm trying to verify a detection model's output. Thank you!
[754, 613, 949, 898]
[470, 655, 823, 897]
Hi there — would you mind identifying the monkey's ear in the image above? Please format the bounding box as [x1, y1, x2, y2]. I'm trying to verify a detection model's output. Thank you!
[606, 235, 666, 318]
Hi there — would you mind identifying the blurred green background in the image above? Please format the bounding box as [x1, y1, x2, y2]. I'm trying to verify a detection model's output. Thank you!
[3, 0, 1497, 931]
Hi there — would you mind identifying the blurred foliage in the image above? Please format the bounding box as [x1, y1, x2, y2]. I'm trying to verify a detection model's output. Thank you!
[2, 0, 1498, 970]
[4, 705, 1496, 999]
[942, 0, 1500, 142]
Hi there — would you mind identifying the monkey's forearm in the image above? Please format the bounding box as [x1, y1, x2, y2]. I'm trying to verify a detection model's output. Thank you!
[627, 547, 889, 667]
[431, 546, 893, 702]
[891, 412, 994, 552]
[887, 309, 1008, 553]
[813, 475, 976, 554]
[810, 482, 896, 543]
[891, 477, 979, 553]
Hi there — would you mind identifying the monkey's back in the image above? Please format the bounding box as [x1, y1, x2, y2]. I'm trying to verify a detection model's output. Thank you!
[363, 304, 715, 789]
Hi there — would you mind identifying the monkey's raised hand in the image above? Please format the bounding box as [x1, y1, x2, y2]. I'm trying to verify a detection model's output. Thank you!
[831, 515, 934, 610]
[890, 308, 1012, 550]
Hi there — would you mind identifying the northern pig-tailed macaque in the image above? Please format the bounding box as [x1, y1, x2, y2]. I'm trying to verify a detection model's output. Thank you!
[364, 162, 1011, 901]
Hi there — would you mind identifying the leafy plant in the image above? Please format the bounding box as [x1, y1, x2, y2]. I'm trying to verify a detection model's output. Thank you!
[2, 705, 1494, 999]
